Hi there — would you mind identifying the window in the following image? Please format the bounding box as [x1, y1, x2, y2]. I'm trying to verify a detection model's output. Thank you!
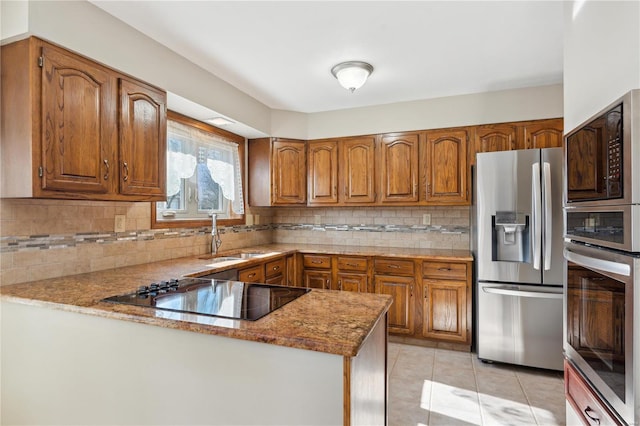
[152, 112, 245, 228]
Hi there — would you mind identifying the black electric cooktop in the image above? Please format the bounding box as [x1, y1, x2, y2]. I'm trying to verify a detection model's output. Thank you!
[102, 278, 309, 321]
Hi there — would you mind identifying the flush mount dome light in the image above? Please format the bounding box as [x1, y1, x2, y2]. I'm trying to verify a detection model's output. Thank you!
[331, 61, 374, 93]
[206, 117, 234, 126]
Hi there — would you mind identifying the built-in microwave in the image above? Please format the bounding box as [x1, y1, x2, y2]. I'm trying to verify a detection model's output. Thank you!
[565, 89, 640, 206]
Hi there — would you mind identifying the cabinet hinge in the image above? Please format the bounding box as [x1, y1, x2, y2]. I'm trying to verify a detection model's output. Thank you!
[38, 57, 44, 68]
[38, 166, 43, 177]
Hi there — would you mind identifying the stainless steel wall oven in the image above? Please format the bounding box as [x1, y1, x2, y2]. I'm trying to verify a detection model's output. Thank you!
[564, 89, 640, 425]
[564, 242, 639, 425]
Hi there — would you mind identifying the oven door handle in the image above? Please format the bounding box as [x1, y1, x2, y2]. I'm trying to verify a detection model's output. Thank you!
[563, 248, 631, 277]
[482, 285, 563, 299]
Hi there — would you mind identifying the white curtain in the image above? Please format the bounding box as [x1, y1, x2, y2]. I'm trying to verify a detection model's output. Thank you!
[167, 151, 196, 197]
[167, 120, 245, 214]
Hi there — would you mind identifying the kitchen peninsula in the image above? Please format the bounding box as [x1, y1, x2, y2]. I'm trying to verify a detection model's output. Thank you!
[1, 249, 392, 426]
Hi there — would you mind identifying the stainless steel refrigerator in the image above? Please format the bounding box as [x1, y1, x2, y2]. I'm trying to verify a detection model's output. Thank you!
[472, 148, 564, 371]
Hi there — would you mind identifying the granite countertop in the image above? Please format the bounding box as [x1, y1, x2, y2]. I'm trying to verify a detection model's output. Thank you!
[0, 244, 471, 357]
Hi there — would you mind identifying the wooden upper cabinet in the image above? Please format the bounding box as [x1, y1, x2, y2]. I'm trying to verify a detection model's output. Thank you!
[340, 136, 376, 204]
[378, 133, 419, 203]
[249, 138, 306, 206]
[0, 37, 167, 201]
[119, 78, 166, 198]
[423, 129, 468, 205]
[471, 124, 517, 165]
[520, 118, 564, 149]
[40, 45, 117, 194]
[307, 140, 338, 205]
[272, 139, 307, 204]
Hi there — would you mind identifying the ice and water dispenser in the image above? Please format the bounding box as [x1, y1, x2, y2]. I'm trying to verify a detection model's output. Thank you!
[491, 211, 530, 263]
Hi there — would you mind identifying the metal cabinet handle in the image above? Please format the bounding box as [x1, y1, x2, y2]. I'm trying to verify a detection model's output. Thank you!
[103, 159, 110, 180]
[272, 266, 280, 271]
[437, 267, 451, 271]
[123, 162, 129, 182]
[338, 280, 342, 290]
[346, 263, 359, 267]
[387, 264, 400, 269]
[311, 260, 323, 264]
[584, 407, 600, 425]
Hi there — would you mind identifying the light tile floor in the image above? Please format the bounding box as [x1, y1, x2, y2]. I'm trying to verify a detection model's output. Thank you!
[388, 343, 565, 426]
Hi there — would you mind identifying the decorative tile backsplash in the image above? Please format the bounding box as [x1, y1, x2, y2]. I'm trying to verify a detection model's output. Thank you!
[0, 199, 470, 285]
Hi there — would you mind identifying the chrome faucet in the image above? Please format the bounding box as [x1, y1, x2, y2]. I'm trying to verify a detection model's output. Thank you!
[211, 214, 222, 255]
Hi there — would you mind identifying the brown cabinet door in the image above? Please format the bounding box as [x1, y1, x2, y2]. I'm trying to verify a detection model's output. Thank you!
[424, 129, 468, 204]
[337, 272, 367, 293]
[118, 78, 166, 199]
[272, 140, 306, 204]
[285, 254, 297, 287]
[265, 274, 285, 285]
[340, 136, 376, 204]
[375, 275, 415, 335]
[565, 361, 623, 426]
[307, 140, 338, 205]
[521, 118, 564, 149]
[378, 133, 419, 203]
[40, 45, 116, 194]
[303, 270, 331, 289]
[471, 124, 517, 165]
[422, 280, 468, 343]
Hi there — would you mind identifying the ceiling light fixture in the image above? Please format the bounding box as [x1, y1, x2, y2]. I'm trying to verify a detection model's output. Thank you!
[331, 61, 374, 93]
[206, 117, 234, 126]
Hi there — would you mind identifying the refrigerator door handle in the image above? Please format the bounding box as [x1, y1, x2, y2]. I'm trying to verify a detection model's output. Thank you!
[531, 163, 542, 270]
[543, 162, 552, 271]
[563, 248, 631, 277]
[482, 285, 562, 299]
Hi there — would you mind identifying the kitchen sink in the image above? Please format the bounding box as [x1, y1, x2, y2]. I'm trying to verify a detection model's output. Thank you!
[205, 256, 243, 263]
[237, 252, 266, 259]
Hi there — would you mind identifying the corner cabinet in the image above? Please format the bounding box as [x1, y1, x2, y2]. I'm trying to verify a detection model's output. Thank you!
[1, 37, 167, 201]
[248, 138, 307, 206]
[422, 129, 469, 205]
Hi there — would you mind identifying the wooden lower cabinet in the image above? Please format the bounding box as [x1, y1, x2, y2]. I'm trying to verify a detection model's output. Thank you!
[337, 273, 367, 293]
[303, 270, 331, 289]
[565, 360, 622, 426]
[422, 279, 468, 343]
[374, 275, 415, 335]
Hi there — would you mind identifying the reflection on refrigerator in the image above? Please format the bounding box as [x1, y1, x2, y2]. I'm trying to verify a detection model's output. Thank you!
[472, 148, 564, 371]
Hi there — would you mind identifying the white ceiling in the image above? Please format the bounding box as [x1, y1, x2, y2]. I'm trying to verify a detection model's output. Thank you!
[91, 1, 563, 115]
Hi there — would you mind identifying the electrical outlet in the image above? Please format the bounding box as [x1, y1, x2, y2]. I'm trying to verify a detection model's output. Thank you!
[114, 215, 126, 233]
[314, 215, 321, 225]
[422, 213, 431, 226]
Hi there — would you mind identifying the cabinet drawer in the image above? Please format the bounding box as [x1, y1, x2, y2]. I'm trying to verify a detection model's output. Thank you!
[565, 360, 622, 426]
[336, 256, 368, 272]
[302, 254, 332, 269]
[422, 261, 467, 280]
[265, 257, 286, 278]
[239, 265, 265, 283]
[374, 258, 415, 276]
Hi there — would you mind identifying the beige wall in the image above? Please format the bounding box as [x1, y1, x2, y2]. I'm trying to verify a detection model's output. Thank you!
[563, 1, 640, 131]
